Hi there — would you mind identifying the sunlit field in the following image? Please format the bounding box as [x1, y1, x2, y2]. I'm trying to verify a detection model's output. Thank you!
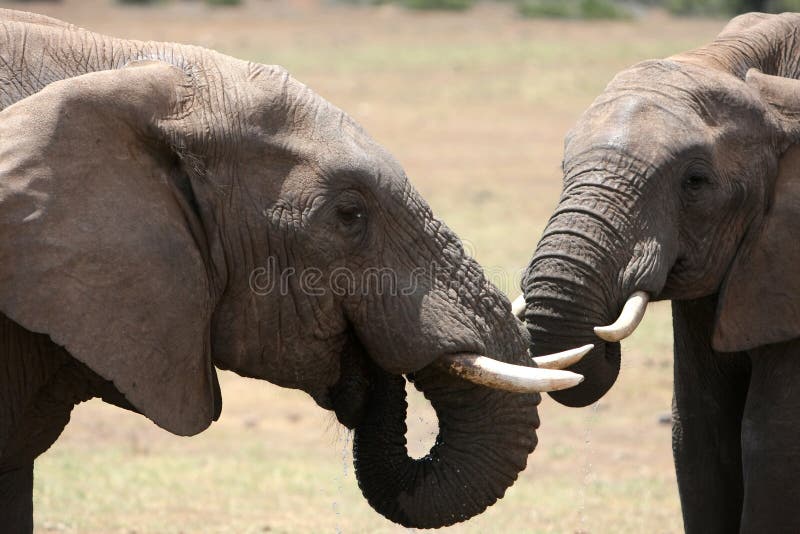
[13, 0, 730, 531]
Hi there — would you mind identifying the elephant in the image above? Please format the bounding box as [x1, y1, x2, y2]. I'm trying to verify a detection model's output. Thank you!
[0, 8, 588, 532]
[515, 11, 800, 533]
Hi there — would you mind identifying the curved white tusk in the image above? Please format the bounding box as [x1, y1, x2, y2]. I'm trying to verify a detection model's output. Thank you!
[437, 353, 584, 393]
[594, 291, 650, 343]
[532, 343, 593, 370]
[511, 294, 526, 319]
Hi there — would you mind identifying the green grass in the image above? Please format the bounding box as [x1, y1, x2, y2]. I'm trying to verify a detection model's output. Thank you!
[403, 0, 475, 10]
[35, 445, 358, 532]
[116, 0, 164, 5]
[205, 0, 243, 5]
[518, 0, 632, 19]
[244, 36, 698, 76]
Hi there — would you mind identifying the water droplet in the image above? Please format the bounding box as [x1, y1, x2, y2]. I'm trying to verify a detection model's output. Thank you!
[578, 400, 601, 528]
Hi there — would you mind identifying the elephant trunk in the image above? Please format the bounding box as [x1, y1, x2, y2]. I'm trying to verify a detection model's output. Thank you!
[353, 362, 539, 529]
[522, 183, 668, 407]
[523, 259, 621, 407]
[349, 219, 553, 527]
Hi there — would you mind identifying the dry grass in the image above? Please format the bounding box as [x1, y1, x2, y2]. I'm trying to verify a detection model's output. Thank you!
[10, 0, 731, 531]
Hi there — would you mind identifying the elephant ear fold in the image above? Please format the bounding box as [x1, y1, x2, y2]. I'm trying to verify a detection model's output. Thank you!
[745, 69, 800, 132]
[0, 61, 219, 436]
[713, 143, 800, 352]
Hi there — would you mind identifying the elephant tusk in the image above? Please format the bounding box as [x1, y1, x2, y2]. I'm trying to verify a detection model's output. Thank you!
[511, 294, 526, 319]
[437, 353, 585, 393]
[594, 290, 650, 342]
[531, 343, 593, 370]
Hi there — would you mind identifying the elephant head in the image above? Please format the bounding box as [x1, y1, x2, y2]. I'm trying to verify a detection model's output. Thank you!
[0, 56, 583, 527]
[519, 12, 800, 407]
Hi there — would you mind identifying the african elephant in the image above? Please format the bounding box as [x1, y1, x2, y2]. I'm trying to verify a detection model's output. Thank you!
[0, 9, 586, 532]
[516, 12, 800, 533]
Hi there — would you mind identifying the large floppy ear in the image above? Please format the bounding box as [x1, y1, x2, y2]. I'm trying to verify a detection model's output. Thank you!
[0, 61, 219, 435]
[713, 70, 800, 352]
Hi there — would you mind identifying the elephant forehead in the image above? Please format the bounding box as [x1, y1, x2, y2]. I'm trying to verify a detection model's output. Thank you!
[604, 96, 688, 142]
[566, 94, 703, 163]
[603, 59, 760, 122]
[564, 60, 765, 168]
[236, 66, 409, 191]
[241, 67, 359, 141]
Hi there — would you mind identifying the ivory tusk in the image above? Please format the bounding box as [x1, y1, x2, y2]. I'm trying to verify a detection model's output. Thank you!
[594, 291, 650, 343]
[437, 353, 585, 393]
[532, 343, 593, 370]
[511, 294, 526, 319]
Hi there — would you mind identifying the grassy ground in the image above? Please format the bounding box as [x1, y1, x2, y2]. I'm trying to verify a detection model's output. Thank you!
[11, 0, 730, 531]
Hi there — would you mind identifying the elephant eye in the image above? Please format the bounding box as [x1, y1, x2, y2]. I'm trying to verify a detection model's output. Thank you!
[335, 201, 368, 245]
[337, 204, 365, 226]
[332, 190, 368, 244]
[682, 174, 709, 193]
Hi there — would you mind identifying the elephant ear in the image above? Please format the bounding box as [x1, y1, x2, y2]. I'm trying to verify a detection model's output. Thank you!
[0, 61, 220, 436]
[713, 70, 800, 352]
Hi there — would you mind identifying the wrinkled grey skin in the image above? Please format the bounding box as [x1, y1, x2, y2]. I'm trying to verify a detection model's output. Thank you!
[520, 12, 800, 533]
[0, 10, 539, 531]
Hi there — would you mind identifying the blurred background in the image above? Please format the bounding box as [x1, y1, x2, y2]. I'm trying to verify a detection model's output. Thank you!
[1, 0, 770, 531]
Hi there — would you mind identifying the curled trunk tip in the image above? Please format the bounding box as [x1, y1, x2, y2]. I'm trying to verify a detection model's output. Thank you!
[353, 366, 539, 528]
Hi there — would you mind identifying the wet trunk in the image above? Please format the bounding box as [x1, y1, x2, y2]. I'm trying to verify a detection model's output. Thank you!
[353, 363, 539, 529]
